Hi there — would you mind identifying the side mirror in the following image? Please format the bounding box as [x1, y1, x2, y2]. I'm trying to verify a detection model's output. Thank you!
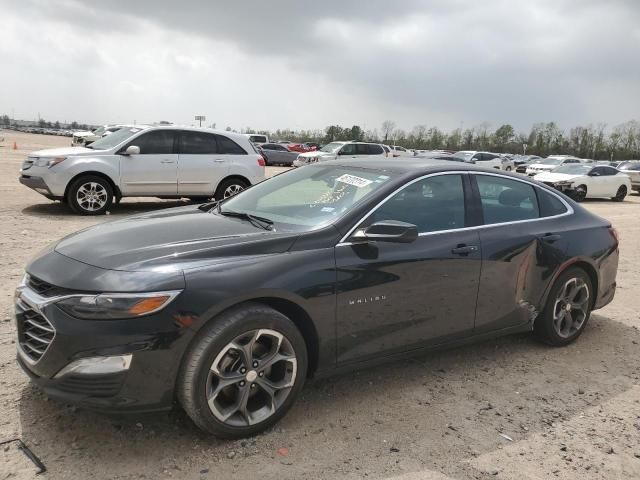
[351, 220, 418, 244]
[122, 145, 140, 155]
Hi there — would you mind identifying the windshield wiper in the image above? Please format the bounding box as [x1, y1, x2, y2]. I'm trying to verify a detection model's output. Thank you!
[217, 206, 274, 231]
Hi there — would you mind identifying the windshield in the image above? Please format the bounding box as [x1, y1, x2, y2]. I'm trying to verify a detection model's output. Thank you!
[541, 158, 565, 165]
[319, 142, 344, 153]
[553, 165, 592, 175]
[453, 151, 474, 160]
[88, 127, 143, 150]
[219, 165, 397, 232]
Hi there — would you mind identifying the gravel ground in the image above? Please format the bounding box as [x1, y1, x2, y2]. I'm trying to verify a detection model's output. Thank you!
[1, 131, 639, 480]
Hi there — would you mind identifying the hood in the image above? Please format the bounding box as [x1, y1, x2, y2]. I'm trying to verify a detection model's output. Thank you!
[54, 206, 299, 272]
[72, 131, 93, 137]
[298, 150, 336, 159]
[30, 146, 96, 157]
[534, 172, 583, 182]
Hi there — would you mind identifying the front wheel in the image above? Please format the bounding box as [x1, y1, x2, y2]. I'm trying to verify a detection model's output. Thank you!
[612, 185, 627, 202]
[177, 304, 307, 438]
[66, 175, 113, 215]
[572, 185, 587, 202]
[214, 178, 249, 200]
[534, 267, 593, 346]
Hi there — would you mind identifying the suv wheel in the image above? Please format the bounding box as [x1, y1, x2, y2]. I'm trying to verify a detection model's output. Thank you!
[67, 175, 113, 215]
[178, 303, 307, 438]
[215, 179, 249, 200]
[534, 267, 593, 346]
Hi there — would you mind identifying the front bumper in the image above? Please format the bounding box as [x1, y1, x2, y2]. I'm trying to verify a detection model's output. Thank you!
[14, 276, 191, 413]
[19, 175, 57, 199]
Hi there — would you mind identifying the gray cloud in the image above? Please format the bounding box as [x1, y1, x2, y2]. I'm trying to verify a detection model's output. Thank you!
[1, 0, 639, 132]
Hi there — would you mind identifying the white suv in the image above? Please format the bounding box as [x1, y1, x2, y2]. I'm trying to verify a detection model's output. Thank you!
[293, 141, 386, 167]
[452, 151, 514, 170]
[20, 125, 265, 215]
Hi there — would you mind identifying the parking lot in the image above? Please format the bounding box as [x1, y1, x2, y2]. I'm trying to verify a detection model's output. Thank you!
[1, 130, 640, 479]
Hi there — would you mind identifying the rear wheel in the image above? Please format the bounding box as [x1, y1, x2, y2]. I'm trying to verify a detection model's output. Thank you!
[534, 267, 593, 346]
[214, 178, 249, 200]
[612, 185, 627, 202]
[178, 303, 307, 438]
[66, 175, 113, 215]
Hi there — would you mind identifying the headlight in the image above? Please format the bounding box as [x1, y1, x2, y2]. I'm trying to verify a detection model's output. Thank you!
[56, 291, 181, 320]
[555, 181, 573, 186]
[34, 156, 66, 168]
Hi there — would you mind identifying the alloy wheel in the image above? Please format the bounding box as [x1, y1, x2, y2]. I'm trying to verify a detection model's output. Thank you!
[76, 182, 108, 211]
[206, 329, 297, 427]
[552, 277, 590, 338]
[223, 184, 244, 198]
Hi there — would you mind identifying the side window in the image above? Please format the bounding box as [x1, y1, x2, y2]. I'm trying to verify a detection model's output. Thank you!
[129, 130, 176, 154]
[475, 175, 540, 224]
[600, 167, 616, 176]
[382, 145, 390, 153]
[367, 144, 384, 155]
[369, 175, 466, 233]
[355, 144, 369, 155]
[215, 134, 247, 155]
[178, 131, 217, 154]
[339, 144, 356, 155]
[538, 188, 568, 217]
[590, 167, 603, 176]
[472, 153, 483, 161]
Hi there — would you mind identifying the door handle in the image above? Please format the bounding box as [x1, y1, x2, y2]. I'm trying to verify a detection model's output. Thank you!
[451, 245, 478, 255]
[213, 158, 225, 163]
[160, 160, 175, 164]
[539, 233, 561, 243]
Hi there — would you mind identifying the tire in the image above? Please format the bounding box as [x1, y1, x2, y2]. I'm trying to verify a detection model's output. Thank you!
[177, 303, 308, 438]
[612, 185, 627, 202]
[214, 178, 249, 200]
[572, 185, 587, 202]
[505, 166, 512, 171]
[66, 175, 113, 215]
[534, 267, 593, 346]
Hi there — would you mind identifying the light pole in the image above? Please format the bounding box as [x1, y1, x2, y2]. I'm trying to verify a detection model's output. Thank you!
[195, 115, 206, 127]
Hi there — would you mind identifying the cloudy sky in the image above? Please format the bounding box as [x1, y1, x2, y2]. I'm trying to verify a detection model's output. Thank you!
[1, 0, 639, 133]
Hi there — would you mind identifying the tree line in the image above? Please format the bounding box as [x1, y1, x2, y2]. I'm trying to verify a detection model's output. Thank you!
[243, 120, 640, 160]
[0, 115, 91, 131]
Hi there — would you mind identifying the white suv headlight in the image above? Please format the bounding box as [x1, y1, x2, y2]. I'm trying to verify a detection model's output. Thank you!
[34, 156, 67, 168]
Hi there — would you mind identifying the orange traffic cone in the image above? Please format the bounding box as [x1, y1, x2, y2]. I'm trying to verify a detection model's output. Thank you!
[12, 142, 17, 150]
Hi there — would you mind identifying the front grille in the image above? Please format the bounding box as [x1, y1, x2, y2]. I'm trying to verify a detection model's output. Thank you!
[15, 302, 56, 362]
[26, 275, 75, 298]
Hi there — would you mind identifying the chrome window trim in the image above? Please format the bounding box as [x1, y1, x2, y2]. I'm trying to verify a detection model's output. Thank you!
[336, 170, 574, 246]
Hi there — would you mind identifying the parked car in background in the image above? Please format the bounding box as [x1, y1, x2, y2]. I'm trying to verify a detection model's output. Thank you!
[452, 151, 513, 170]
[533, 164, 630, 201]
[244, 134, 269, 145]
[72, 125, 122, 146]
[20, 125, 265, 214]
[293, 141, 385, 167]
[15, 159, 619, 438]
[389, 145, 412, 157]
[260, 143, 298, 166]
[514, 156, 543, 173]
[525, 156, 582, 176]
[71, 129, 95, 146]
[618, 161, 640, 192]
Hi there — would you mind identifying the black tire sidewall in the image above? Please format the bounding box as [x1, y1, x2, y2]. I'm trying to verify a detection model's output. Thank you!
[535, 267, 593, 346]
[613, 185, 627, 202]
[179, 304, 308, 438]
[67, 175, 113, 215]
[214, 179, 249, 200]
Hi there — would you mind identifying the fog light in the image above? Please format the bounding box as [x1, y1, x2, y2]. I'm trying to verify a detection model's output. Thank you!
[35, 188, 49, 194]
[54, 354, 132, 378]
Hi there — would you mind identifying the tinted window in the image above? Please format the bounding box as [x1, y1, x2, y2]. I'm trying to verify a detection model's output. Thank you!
[130, 130, 176, 154]
[261, 144, 276, 150]
[249, 135, 267, 143]
[216, 134, 247, 155]
[369, 174, 466, 233]
[538, 188, 568, 217]
[600, 166, 617, 176]
[367, 144, 384, 155]
[475, 175, 539, 224]
[340, 144, 356, 155]
[382, 145, 390, 153]
[178, 131, 217, 154]
[355, 144, 369, 155]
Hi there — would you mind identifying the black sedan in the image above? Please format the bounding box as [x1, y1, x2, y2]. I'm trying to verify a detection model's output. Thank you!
[15, 159, 619, 438]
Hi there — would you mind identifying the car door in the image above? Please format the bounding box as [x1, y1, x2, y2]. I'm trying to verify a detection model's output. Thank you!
[176, 130, 226, 196]
[337, 143, 358, 159]
[585, 166, 607, 196]
[119, 129, 178, 195]
[471, 173, 570, 334]
[335, 173, 481, 364]
[600, 166, 622, 195]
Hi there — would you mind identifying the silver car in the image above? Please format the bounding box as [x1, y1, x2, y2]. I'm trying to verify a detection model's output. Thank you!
[20, 125, 265, 215]
[260, 143, 298, 166]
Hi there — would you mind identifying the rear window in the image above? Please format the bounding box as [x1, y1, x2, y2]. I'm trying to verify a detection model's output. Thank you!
[249, 135, 267, 143]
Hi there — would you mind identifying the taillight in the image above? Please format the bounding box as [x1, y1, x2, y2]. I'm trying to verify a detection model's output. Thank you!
[609, 227, 619, 244]
[257, 156, 266, 167]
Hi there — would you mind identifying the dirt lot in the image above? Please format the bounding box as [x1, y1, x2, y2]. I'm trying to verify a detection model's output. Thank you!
[1, 131, 639, 480]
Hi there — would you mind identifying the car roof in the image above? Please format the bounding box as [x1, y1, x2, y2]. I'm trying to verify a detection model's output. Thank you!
[319, 157, 512, 176]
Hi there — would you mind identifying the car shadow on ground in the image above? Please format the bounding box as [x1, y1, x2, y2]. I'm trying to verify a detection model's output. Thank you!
[21, 199, 198, 218]
[15, 314, 640, 478]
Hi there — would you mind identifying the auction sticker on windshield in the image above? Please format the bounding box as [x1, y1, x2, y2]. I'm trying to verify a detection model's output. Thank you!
[336, 174, 373, 188]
